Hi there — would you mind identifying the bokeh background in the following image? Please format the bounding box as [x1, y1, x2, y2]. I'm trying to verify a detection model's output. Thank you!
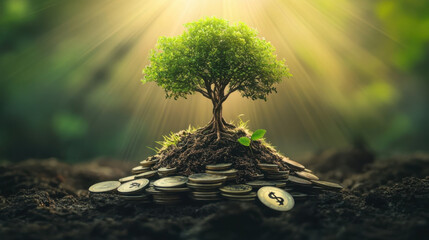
[1, 0, 428, 163]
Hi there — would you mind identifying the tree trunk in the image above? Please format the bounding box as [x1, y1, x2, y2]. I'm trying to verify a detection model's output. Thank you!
[212, 102, 224, 141]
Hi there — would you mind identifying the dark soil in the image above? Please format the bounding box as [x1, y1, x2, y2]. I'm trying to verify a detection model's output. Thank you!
[151, 127, 288, 182]
[1, 149, 428, 240]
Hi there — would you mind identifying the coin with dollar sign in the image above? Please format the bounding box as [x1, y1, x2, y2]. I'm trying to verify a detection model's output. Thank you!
[117, 179, 149, 195]
[257, 186, 295, 211]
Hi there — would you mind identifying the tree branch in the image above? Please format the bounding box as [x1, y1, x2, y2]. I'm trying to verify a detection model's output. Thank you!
[195, 88, 210, 98]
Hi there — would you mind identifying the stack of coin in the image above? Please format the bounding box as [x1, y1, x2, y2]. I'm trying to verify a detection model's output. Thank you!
[257, 163, 289, 180]
[117, 178, 151, 203]
[157, 167, 178, 177]
[220, 184, 256, 201]
[149, 176, 189, 204]
[187, 173, 227, 201]
[205, 163, 237, 181]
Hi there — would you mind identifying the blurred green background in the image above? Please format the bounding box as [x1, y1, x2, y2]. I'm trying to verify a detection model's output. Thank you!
[1, 0, 428, 163]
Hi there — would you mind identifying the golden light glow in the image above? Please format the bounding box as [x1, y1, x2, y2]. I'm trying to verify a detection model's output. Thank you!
[28, 0, 398, 159]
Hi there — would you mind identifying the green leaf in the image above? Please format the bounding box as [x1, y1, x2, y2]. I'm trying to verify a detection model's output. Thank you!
[238, 137, 251, 146]
[251, 129, 266, 141]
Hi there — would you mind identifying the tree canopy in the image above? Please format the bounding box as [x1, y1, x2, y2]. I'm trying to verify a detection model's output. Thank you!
[143, 16, 291, 139]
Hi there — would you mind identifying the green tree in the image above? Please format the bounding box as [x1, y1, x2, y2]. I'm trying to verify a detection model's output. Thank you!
[143, 17, 291, 140]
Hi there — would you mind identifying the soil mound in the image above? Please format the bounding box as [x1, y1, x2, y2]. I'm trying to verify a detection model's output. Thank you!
[149, 127, 289, 182]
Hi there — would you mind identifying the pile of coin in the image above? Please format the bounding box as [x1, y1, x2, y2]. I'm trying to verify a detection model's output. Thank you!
[187, 173, 227, 201]
[205, 163, 237, 181]
[148, 176, 189, 204]
[257, 163, 289, 180]
[88, 155, 344, 212]
[220, 184, 256, 201]
[158, 167, 178, 177]
[117, 178, 151, 203]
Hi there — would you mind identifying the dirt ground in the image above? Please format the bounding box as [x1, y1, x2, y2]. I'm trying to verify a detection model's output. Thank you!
[0, 149, 428, 240]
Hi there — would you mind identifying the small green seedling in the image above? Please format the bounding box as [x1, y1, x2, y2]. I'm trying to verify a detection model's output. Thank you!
[238, 129, 267, 155]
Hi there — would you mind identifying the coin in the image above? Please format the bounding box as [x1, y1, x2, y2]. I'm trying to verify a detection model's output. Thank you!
[206, 163, 233, 170]
[258, 163, 279, 169]
[191, 191, 219, 195]
[311, 180, 343, 190]
[295, 171, 319, 181]
[220, 184, 252, 194]
[189, 196, 221, 201]
[135, 170, 157, 179]
[153, 176, 188, 188]
[287, 175, 312, 186]
[145, 187, 164, 195]
[155, 187, 190, 193]
[273, 181, 287, 188]
[257, 186, 295, 211]
[281, 157, 305, 171]
[187, 182, 224, 190]
[89, 181, 121, 193]
[117, 179, 150, 194]
[246, 180, 277, 188]
[119, 193, 150, 201]
[140, 159, 158, 167]
[251, 173, 264, 180]
[119, 175, 135, 183]
[205, 169, 238, 176]
[265, 174, 288, 180]
[188, 173, 227, 183]
[304, 168, 313, 173]
[221, 192, 256, 199]
[158, 167, 177, 173]
[131, 166, 151, 174]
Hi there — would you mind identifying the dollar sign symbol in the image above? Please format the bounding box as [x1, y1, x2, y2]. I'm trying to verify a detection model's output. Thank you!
[130, 182, 140, 188]
[268, 192, 284, 206]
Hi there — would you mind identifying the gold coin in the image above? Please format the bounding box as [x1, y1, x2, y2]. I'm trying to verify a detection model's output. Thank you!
[155, 187, 190, 193]
[158, 167, 177, 173]
[295, 171, 319, 181]
[221, 192, 256, 198]
[220, 184, 252, 194]
[311, 180, 343, 190]
[187, 182, 224, 188]
[140, 159, 158, 167]
[131, 166, 151, 174]
[153, 176, 188, 188]
[188, 173, 227, 183]
[205, 169, 238, 176]
[304, 168, 313, 173]
[135, 170, 157, 179]
[257, 186, 295, 211]
[246, 180, 277, 188]
[120, 194, 150, 201]
[117, 179, 149, 194]
[206, 163, 232, 170]
[258, 163, 279, 169]
[281, 157, 305, 171]
[89, 181, 121, 193]
[287, 175, 312, 185]
[119, 175, 135, 183]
